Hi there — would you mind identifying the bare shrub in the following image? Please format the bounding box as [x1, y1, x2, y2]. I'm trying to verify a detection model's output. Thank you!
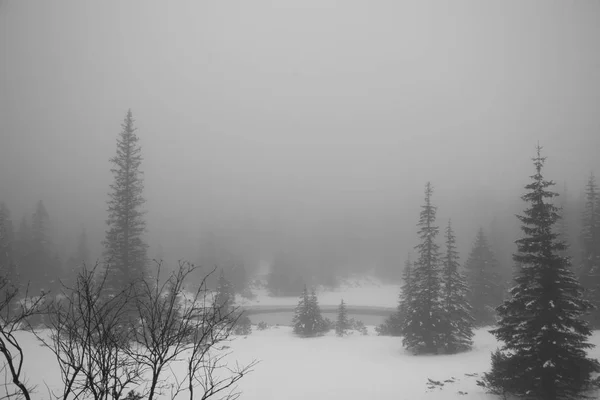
[0, 277, 46, 400]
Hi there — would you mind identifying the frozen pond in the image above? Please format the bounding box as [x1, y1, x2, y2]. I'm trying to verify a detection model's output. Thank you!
[247, 310, 389, 326]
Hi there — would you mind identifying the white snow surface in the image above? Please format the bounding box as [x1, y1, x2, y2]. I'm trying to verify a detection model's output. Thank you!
[14, 328, 600, 400]
[9, 276, 600, 399]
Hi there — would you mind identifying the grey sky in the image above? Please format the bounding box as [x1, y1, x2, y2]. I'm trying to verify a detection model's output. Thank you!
[1, 0, 599, 268]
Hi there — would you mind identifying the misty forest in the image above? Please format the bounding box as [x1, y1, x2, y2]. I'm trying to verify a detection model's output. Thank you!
[1, 1, 600, 400]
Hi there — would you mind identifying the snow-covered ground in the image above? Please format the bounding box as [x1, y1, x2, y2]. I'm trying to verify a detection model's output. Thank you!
[13, 327, 600, 400]
[9, 277, 600, 399]
[237, 275, 401, 308]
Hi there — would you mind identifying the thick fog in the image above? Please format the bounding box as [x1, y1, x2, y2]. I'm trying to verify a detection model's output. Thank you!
[1, 1, 599, 279]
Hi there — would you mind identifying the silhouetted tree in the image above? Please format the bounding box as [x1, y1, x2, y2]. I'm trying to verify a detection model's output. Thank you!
[402, 182, 444, 354]
[482, 147, 600, 400]
[104, 110, 148, 296]
[440, 220, 473, 353]
[464, 228, 504, 326]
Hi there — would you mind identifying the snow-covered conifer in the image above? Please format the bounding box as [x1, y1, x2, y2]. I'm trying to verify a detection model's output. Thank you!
[483, 146, 600, 399]
[440, 220, 473, 353]
[401, 182, 444, 354]
[103, 110, 148, 296]
[292, 286, 326, 337]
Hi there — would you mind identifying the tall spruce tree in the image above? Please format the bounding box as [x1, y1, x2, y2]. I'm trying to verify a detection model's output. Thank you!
[440, 220, 473, 353]
[579, 173, 600, 327]
[402, 182, 444, 354]
[104, 110, 148, 295]
[484, 147, 600, 400]
[464, 228, 504, 326]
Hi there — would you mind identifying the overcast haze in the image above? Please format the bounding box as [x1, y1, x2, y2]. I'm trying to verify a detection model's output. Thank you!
[1, 1, 599, 274]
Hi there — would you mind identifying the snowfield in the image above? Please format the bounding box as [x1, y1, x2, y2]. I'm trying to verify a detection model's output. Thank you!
[9, 278, 600, 399]
[14, 327, 600, 400]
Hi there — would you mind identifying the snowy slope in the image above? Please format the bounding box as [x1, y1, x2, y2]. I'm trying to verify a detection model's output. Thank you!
[9, 277, 600, 400]
[13, 328, 600, 400]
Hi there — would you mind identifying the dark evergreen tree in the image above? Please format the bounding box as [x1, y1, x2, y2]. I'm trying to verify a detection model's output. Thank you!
[401, 182, 444, 354]
[214, 270, 235, 314]
[440, 220, 473, 353]
[0, 202, 16, 282]
[103, 110, 148, 295]
[483, 147, 600, 400]
[464, 228, 504, 326]
[292, 285, 326, 337]
[335, 299, 350, 337]
[579, 173, 600, 327]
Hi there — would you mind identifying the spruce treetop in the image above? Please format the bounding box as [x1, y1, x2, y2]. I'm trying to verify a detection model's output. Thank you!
[104, 110, 149, 292]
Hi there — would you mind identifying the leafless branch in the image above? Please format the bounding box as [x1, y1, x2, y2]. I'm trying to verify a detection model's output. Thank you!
[34, 263, 143, 400]
[0, 276, 46, 400]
